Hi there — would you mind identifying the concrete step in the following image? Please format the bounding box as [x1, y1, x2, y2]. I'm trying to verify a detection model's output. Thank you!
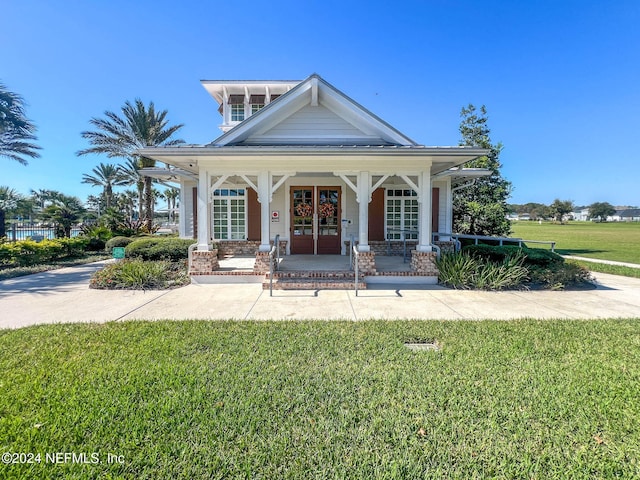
[263, 271, 366, 290]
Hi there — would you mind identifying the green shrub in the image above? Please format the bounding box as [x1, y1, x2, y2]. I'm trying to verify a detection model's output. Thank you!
[436, 251, 529, 290]
[529, 261, 594, 290]
[464, 244, 563, 267]
[105, 236, 134, 253]
[125, 238, 196, 261]
[0, 238, 89, 267]
[86, 237, 106, 251]
[90, 259, 188, 290]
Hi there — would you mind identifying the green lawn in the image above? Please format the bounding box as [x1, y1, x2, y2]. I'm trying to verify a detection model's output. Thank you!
[1, 320, 639, 479]
[510, 221, 640, 264]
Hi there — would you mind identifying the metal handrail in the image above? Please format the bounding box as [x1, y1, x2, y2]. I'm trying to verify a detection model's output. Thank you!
[433, 232, 556, 252]
[187, 243, 198, 275]
[352, 242, 360, 297]
[268, 235, 280, 297]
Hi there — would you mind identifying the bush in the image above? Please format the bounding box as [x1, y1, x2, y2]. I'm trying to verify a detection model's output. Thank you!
[125, 237, 196, 261]
[446, 245, 593, 290]
[436, 251, 529, 290]
[0, 237, 89, 267]
[529, 261, 594, 290]
[90, 259, 188, 290]
[86, 237, 106, 251]
[105, 236, 134, 253]
[464, 244, 563, 267]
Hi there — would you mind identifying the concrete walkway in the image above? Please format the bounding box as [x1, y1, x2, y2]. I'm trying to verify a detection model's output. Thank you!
[563, 255, 640, 269]
[1, 260, 640, 329]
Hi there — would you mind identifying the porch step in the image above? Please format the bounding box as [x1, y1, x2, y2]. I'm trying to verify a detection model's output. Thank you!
[262, 270, 366, 290]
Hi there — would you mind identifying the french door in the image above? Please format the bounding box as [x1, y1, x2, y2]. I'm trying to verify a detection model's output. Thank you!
[290, 186, 341, 254]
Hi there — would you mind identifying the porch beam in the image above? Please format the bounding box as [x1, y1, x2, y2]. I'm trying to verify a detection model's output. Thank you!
[270, 173, 295, 201]
[335, 173, 358, 197]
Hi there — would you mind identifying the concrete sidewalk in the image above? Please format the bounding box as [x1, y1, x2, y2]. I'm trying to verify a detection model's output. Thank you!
[1, 261, 639, 329]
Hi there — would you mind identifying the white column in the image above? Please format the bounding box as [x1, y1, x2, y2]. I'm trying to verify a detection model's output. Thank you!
[257, 171, 271, 252]
[178, 180, 188, 238]
[417, 170, 433, 252]
[197, 168, 210, 251]
[357, 171, 370, 252]
[443, 177, 452, 240]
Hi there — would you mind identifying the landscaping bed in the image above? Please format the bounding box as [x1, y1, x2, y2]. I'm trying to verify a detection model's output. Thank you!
[437, 245, 593, 290]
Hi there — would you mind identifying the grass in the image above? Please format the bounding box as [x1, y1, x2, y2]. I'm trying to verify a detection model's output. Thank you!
[510, 221, 640, 264]
[570, 260, 640, 279]
[1, 320, 639, 479]
[0, 252, 111, 281]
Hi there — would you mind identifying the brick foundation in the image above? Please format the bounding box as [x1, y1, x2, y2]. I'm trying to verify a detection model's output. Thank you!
[410, 250, 439, 276]
[217, 240, 288, 257]
[189, 249, 219, 275]
[433, 241, 456, 254]
[355, 251, 376, 274]
[253, 251, 276, 274]
[345, 240, 418, 256]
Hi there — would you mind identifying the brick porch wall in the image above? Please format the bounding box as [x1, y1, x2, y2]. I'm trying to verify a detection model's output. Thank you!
[345, 240, 418, 256]
[410, 251, 438, 276]
[217, 240, 288, 257]
[189, 249, 219, 275]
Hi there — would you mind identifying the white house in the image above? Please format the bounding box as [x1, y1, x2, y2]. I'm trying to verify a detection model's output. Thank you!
[139, 74, 488, 280]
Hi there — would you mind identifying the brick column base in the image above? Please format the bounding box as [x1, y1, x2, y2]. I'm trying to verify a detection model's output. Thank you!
[355, 251, 376, 274]
[254, 251, 275, 274]
[190, 249, 219, 275]
[433, 241, 456, 254]
[411, 250, 438, 275]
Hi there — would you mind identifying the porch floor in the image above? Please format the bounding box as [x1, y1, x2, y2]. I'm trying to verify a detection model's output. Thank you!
[216, 254, 413, 272]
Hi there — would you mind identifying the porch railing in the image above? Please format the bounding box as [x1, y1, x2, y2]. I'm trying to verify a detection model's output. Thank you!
[268, 234, 280, 297]
[433, 232, 556, 252]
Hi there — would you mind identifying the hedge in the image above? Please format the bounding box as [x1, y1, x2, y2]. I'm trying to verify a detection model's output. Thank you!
[105, 236, 134, 253]
[0, 237, 89, 267]
[463, 244, 563, 267]
[125, 238, 196, 261]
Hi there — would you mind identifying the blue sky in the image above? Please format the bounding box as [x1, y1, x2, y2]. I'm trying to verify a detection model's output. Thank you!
[3, 0, 639, 207]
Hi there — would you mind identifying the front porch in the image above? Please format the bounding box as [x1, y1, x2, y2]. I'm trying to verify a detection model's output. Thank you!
[190, 252, 439, 289]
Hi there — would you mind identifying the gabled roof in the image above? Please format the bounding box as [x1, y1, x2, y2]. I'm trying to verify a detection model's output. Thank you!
[210, 74, 417, 147]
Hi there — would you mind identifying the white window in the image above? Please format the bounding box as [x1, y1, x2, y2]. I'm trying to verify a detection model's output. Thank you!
[251, 103, 264, 114]
[212, 189, 246, 240]
[230, 103, 245, 122]
[386, 189, 418, 240]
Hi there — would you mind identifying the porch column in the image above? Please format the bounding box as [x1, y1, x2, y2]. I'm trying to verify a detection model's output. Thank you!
[257, 170, 271, 252]
[357, 171, 370, 252]
[196, 168, 210, 251]
[417, 170, 433, 252]
[178, 180, 188, 238]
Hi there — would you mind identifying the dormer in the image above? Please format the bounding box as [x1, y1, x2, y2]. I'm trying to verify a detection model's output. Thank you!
[201, 80, 300, 132]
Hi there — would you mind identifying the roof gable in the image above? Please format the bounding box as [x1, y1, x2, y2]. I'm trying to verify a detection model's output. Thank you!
[211, 74, 416, 147]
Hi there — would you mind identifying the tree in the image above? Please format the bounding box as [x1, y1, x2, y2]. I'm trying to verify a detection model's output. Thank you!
[549, 199, 574, 224]
[41, 194, 85, 238]
[119, 157, 145, 220]
[454, 105, 512, 236]
[81, 163, 127, 209]
[0, 186, 22, 238]
[77, 99, 184, 230]
[588, 202, 616, 222]
[0, 82, 41, 165]
[163, 187, 179, 223]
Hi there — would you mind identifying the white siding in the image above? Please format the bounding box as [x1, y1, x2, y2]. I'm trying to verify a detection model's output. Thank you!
[244, 105, 384, 145]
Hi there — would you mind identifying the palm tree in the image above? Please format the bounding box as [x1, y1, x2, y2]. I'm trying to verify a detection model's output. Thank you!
[0, 82, 41, 165]
[81, 163, 127, 209]
[30, 188, 53, 210]
[118, 157, 145, 220]
[77, 99, 184, 230]
[163, 187, 179, 223]
[41, 194, 85, 238]
[0, 186, 22, 238]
